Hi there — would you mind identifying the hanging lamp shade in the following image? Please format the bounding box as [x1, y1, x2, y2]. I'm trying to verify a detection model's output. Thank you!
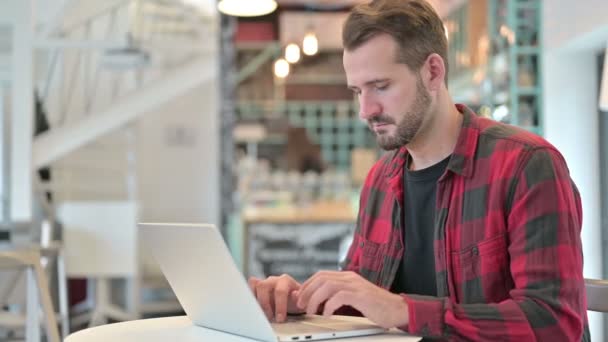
[274, 58, 290, 78]
[302, 31, 318, 56]
[285, 43, 301, 64]
[217, 0, 278, 17]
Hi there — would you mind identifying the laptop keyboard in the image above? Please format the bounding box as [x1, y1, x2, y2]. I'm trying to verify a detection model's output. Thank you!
[271, 315, 378, 334]
[272, 321, 336, 334]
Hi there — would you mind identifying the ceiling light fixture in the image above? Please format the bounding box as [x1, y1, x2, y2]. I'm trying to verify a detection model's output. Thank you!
[302, 31, 318, 56]
[274, 58, 290, 78]
[285, 43, 301, 64]
[217, 0, 277, 17]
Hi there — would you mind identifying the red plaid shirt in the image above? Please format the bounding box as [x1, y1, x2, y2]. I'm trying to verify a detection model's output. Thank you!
[341, 105, 589, 340]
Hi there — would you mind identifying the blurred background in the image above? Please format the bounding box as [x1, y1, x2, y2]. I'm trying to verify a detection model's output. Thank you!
[0, 0, 606, 340]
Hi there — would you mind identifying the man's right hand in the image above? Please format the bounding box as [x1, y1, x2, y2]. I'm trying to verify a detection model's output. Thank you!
[248, 274, 303, 323]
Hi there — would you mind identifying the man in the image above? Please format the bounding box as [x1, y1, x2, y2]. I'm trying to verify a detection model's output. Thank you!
[248, 0, 590, 340]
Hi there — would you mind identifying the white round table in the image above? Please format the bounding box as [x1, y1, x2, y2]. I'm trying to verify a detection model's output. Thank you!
[65, 316, 422, 342]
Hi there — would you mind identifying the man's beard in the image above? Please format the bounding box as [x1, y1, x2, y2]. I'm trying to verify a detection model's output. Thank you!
[368, 77, 431, 150]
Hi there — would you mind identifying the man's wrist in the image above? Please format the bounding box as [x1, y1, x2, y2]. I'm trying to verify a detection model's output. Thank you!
[391, 293, 409, 328]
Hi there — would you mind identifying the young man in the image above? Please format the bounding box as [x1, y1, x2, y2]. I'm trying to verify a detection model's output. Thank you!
[248, 0, 590, 340]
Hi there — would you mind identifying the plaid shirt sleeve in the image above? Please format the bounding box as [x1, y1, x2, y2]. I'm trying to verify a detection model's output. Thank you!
[403, 147, 587, 341]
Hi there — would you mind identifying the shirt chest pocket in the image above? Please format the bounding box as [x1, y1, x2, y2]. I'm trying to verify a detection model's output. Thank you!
[450, 233, 511, 303]
[358, 238, 387, 283]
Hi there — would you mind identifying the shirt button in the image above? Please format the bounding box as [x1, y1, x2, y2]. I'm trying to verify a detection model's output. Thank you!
[472, 246, 479, 256]
[359, 241, 365, 248]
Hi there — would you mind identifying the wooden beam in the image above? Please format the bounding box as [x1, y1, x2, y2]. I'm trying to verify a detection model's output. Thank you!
[33, 57, 215, 168]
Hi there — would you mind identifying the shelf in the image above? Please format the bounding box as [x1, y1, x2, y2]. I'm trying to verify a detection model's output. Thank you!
[515, 2, 540, 10]
[515, 46, 541, 55]
[235, 100, 374, 170]
[243, 201, 357, 224]
[488, 0, 542, 135]
[517, 87, 540, 96]
[260, 135, 287, 145]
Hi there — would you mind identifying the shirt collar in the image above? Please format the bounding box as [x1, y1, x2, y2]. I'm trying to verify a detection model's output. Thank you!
[447, 104, 479, 178]
[384, 104, 480, 181]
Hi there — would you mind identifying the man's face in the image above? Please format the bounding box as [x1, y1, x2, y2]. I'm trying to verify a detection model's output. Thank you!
[343, 34, 432, 150]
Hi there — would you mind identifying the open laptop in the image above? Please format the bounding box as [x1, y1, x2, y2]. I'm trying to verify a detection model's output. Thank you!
[139, 222, 387, 341]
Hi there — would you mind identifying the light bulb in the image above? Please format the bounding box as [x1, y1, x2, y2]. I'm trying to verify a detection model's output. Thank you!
[217, 0, 277, 17]
[302, 32, 318, 56]
[285, 43, 301, 64]
[274, 58, 290, 78]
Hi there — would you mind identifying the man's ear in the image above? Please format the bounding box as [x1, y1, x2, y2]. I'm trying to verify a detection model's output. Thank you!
[423, 53, 446, 92]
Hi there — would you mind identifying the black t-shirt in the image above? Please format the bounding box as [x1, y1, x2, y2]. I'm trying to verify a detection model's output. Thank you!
[390, 155, 451, 296]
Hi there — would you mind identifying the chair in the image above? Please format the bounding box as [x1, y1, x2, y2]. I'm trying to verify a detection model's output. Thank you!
[58, 201, 139, 327]
[0, 246, 61, 342]
[585, 278, 608, 312]
[0, 220, 69, 340]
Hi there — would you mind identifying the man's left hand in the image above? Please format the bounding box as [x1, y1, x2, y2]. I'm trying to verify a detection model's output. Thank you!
[295, 271, 409, 329]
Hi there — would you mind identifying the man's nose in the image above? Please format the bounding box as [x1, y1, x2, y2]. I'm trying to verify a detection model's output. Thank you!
[358, 93, 382, 121]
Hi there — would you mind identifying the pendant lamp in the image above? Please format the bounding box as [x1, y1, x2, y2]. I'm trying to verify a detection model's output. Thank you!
[218, 0, 278, 17]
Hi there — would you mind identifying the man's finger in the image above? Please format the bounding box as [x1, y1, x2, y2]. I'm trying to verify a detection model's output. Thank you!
[248, 277, 260, 294]
[274, 281, 290, 322]
[256, 282, 274, 320]
[289, 290, 304, 313]
[299, 270, 331, 293]
[305, 279, 340, 315]
[298, 273, 347, 309]
[322, 290, 351, 317]
[297, 272, 329, 308]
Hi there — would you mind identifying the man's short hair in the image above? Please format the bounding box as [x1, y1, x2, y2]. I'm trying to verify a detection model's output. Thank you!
[342, 0, 449, 84]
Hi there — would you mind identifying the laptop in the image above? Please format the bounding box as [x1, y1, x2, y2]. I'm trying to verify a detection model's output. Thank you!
[139, 222, 388, 341]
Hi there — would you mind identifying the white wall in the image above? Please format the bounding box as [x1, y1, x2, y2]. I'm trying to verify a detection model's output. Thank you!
[544, 0, 608, 52]
[544, 52, 602, 277]
[543, 1, 607, 340]
[136, 80, 220, 226]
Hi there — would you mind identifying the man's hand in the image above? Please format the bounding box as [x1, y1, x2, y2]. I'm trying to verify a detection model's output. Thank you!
[296, 271, 409, 329]
[248, 274, 304, 323]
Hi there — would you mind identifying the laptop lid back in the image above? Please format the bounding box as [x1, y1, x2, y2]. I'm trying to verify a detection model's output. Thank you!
[139, 223, 277, 342]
